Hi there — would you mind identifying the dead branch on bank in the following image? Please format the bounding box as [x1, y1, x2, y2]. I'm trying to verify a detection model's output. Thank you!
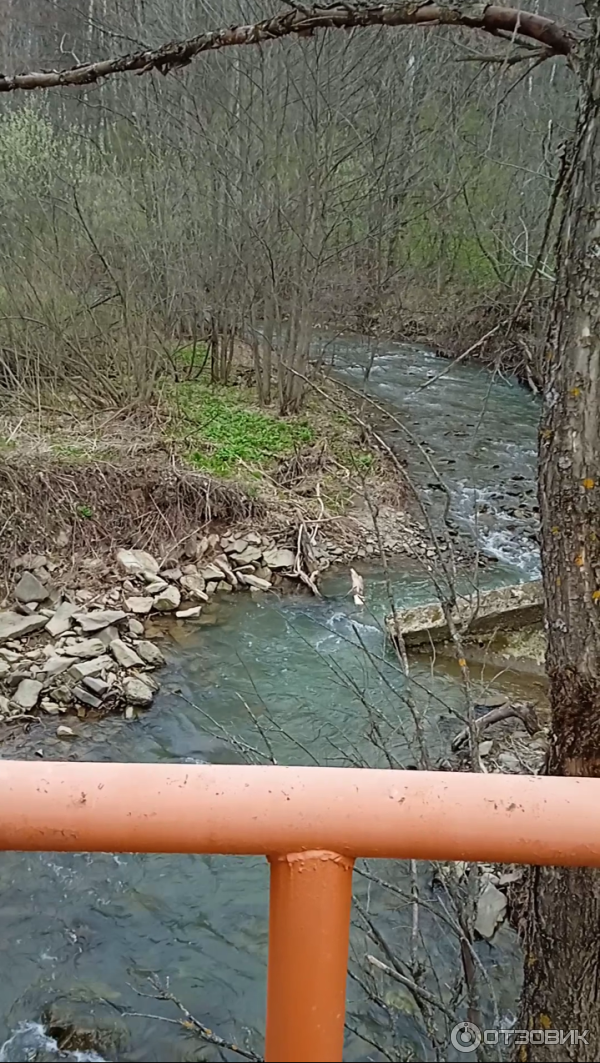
[451, 700, 539, 751]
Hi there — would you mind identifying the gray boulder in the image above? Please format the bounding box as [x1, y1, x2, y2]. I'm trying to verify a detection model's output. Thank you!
[13, 678, 43, 710]
[180, 574, 209, 601]
[43, 656, 73, 677]
[110, 638, 144, 668]
[126, 596, 154, 615]
[136, 640, 165, 666]
[69, 655, 113, 681]
[62, 638, 106, 658]
[262, 547, 295, 569]
[116, 548, 159, 578]
[75, 610, 126, 632]
[0, 611, 47, 644]
[153, 585, 180, 611]
[123, 676, 154, 706]
[200, 563, 225, 582]
[14, 571, 49, 603]
[239, 573, 272, 591]
[45, 602, 77, 637]
[230, 544, 263, 565]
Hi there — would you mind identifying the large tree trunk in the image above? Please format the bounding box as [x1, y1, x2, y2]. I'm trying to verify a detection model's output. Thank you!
[517, 12, 600, 1061]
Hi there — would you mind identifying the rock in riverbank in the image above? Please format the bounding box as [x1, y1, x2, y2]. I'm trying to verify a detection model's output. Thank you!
[0, 528, 328, 727]
[386, 581, 543, 651]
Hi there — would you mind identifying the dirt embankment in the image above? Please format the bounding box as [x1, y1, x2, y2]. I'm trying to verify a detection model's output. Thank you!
[0, 366, 440, 589]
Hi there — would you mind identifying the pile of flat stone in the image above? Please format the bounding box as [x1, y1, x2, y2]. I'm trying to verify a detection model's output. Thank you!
[0, 533, 301, 725]
[0, 592, 164, 726]
[117, 535, 298, 619]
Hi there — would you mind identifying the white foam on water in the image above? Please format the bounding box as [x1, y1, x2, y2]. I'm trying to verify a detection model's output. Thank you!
[0, 1023, 106, 1062]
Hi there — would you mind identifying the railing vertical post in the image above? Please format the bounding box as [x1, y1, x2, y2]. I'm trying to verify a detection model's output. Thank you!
[265, 849, 354, 1063]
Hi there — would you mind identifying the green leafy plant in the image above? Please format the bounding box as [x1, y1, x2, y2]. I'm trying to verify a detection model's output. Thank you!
[176, 382, 314, 475]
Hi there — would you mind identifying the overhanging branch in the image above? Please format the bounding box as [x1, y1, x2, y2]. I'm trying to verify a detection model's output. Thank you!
[0, 1, 576, 94]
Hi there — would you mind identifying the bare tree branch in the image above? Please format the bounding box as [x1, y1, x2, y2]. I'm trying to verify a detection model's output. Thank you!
[0, 2, 576, 94]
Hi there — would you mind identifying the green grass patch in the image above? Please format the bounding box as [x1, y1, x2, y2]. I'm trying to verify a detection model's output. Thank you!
[175, 381, 314, 476]
[173, 342, 210, 375]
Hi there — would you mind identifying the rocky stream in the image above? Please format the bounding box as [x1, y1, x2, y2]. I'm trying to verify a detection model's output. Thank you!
[0, 337, 542, 1061]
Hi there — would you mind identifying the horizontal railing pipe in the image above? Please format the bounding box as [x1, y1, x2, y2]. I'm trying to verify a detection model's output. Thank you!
[4, 760, 600, 1062]
[1, 761, 600, 866]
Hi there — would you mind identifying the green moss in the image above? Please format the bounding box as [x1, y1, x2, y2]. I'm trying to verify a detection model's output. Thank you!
[174, 382, 314, 476]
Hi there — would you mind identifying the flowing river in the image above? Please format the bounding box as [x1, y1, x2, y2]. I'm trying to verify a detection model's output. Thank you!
[0, 338, 541, 1061]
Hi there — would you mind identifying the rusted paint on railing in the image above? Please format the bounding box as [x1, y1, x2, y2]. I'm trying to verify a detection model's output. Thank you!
[2, 761, 600, 1061]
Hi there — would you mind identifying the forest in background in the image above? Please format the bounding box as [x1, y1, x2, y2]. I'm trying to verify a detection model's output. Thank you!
[0, 0, 577, 413]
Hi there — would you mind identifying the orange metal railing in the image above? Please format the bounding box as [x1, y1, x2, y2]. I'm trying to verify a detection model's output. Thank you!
[1, 762, 600, 1062]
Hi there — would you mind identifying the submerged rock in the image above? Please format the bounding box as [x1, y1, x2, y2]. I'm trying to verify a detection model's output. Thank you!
[56, 724, 76, 738]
